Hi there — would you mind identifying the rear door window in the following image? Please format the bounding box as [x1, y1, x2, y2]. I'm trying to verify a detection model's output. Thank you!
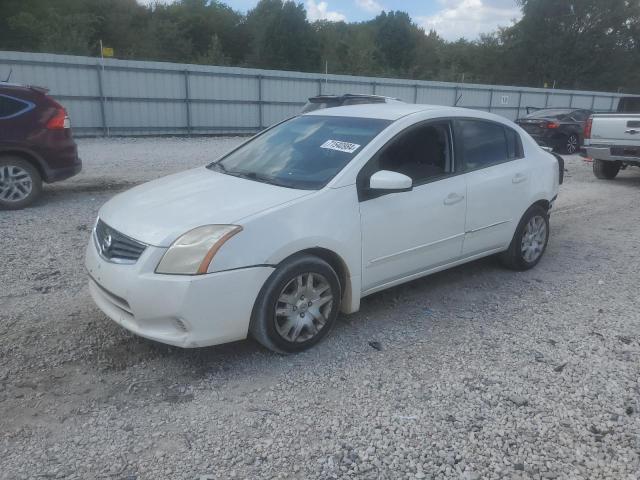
[505, 127, 524, 160]
[458, 119, 509, 170]
[0, 94, 32, 119]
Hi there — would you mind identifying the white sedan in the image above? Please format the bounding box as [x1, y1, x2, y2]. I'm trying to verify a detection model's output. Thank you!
[86, 104, 561, 353]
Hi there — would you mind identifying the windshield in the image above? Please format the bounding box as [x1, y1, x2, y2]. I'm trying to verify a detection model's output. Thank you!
[527, 109, 573, 119]
[209, 115, 391, 190]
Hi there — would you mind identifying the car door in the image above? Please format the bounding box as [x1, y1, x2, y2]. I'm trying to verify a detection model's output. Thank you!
[359, 120, 467, 292]
[455, 119, 532, 257]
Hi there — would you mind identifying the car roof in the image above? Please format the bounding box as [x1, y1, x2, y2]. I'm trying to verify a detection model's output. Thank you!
[0, 81, 29, 90]
[309, 94, 400, 101]
[304, 103, 496, 121]
[0, 82, 48, 95]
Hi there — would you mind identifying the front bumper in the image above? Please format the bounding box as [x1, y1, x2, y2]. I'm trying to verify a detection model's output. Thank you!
[85, 237, 273, 348]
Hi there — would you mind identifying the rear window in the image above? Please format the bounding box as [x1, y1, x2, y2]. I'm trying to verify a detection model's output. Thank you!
[617, 97, 640, 113]
[0, 94, 32, 119]
[527, 109, 573, 119]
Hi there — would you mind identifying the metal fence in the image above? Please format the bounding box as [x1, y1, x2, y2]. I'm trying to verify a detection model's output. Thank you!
[0, 50, 628, 137]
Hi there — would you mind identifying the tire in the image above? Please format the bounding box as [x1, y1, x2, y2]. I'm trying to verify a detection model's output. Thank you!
[500, 204, 550, 271]
[0, 156, 42, 210]
[593, 159, 621, 180]
[249, 254, 342, 353]
[560, 133, 579, 155]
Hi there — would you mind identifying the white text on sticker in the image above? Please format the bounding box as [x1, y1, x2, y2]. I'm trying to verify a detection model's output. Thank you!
[320, 140, 361, 154]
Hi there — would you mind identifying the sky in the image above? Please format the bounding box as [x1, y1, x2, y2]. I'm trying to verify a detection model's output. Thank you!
[139, 0, 523, 41]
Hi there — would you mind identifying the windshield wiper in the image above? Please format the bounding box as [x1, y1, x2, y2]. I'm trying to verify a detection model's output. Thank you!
[209, 161, 227, 172]
[210, 164, 297, 189]
[233, 171, 298, 189]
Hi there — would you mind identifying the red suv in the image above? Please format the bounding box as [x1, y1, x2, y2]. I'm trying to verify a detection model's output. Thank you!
[0, 82, 81, 209]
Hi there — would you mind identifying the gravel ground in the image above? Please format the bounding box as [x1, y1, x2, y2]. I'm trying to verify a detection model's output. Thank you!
[1, 137, 639, 480]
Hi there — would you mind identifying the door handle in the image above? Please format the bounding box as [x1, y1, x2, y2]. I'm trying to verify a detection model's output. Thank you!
[443, 193, 464, 205]
[512, 173, 527, 184]
[624, 129, 639, 135]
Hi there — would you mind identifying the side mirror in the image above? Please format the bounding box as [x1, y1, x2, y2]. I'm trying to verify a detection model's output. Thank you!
[369, 170, 412, 192]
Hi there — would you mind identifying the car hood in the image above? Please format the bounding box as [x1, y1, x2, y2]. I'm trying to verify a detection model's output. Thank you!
[98, 167, 312, 247]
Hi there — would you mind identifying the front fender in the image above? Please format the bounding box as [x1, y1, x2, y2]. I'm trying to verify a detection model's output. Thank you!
[210, 186, 363, 313]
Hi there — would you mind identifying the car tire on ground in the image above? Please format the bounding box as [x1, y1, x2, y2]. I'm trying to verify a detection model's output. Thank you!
[249, 254, 342, 353]
[0, 156, 42, 210]
[561, 133, 579, 154]
[500, 204, 550, 271]
[593, 159, 621, 180]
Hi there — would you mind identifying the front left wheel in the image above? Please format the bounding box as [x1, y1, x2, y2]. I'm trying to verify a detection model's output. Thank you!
[249, 254, 342, 353]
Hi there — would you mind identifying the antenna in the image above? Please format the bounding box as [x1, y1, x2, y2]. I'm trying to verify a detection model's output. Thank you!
[3, 68, 12, 82]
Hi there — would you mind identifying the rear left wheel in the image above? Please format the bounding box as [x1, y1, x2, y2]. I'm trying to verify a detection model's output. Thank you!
[593, 159, 621, 179]
[0, 156, 42, 210]
[249, 254, 342, 353]
[500, 205, 550, 271]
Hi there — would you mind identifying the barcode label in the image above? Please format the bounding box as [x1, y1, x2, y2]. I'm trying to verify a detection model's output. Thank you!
[320, 139, 361, 154]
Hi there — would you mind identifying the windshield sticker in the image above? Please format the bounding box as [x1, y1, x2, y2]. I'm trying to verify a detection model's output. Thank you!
[320, 139, 361, 154]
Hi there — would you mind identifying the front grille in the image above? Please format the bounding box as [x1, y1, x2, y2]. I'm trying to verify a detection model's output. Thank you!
[94, 219, 146, 264]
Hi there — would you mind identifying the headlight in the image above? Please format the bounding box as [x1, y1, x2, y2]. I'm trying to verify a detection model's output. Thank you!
[156, 225, 242, 275]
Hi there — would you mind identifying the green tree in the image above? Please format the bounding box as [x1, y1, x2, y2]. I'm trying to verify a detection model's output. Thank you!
[372, 11, 417, 74]
[1, 0, 639, 94]
[245, 0, 319, 71]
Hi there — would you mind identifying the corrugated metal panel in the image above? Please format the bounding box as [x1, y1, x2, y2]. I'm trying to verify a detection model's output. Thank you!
[190, 73, 258, 101]
[547, 93, 572, 107]
[263, 77, 317, 102]
[0, 50, 632, 137]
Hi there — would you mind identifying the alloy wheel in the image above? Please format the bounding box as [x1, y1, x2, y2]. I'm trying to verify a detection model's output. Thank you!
[274, 272, 333, 343]
[0, 165, 33, 202]
[521, 215, 547, 263]
[566, 135, 578, 154]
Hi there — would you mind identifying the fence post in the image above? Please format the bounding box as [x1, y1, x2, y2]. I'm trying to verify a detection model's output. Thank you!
[95, 62, 108, 137]
[569, 93, 574, 108]
[544, 92, 550, 107]
[609, 96, 616, 112]
[184, 69, 191, 136]
[257, 75, 263, 130]
[488, 89, 494, 112]
[413, 84, 419, 104]
[371, 81, 376, 95]
[516, 91, 522, 118]
[317, 78, 323, 96]
[590, 95, 596, 110]
[453, 86, 459, 106]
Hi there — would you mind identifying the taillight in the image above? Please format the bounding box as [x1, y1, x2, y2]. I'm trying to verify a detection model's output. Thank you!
[546, 121, 560, 129]
[46, 108, 70, 129]
[45, 98, 70, 130]
[584, 117, 593, 139]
